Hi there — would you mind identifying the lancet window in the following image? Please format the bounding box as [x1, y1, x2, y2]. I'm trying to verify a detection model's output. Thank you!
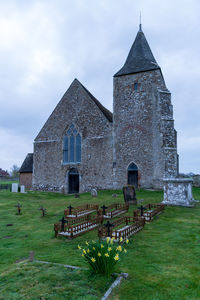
[63, 124, 81, 163]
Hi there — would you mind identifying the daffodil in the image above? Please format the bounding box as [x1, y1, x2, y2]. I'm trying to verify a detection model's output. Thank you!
[85, 241, 89, 246]
[105, 253, 109, 257]
[117, 245, 122, 252]
[77, 245, 81, 250]
[100, 244, 104, 248]
[82, 254, 85, 257]
[108, 247, 112, 252]
[91, 257, 96, 263]
[120, 237, 123, 242]
[106, 237, 110, 243]
[87, 249, 90, 253]
[124, 249, 127, 253]
[83, 249, 86, 254]
[97, 252, 101, 257]
[93, 247, 95, 250]
[114, 254, 119, 261]
[126, 239, 129, 244]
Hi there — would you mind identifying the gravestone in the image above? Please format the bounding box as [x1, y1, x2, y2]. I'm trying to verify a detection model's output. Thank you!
[123, 185, 137, 205]
[60, 185, 65, 194]
[162, 178, 196, 207]
[12, 183, 18, 193]
[20, 185, 25, 193]
[91, 188, 98, 197]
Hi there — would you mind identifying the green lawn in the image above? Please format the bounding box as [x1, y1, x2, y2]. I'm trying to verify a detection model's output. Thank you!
[0, 188, 200, 299]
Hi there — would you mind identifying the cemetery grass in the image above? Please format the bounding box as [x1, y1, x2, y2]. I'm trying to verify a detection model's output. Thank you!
[0, 188, 200, 299]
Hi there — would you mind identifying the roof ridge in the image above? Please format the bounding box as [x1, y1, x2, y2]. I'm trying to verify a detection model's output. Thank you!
[77, 80, 113, 122]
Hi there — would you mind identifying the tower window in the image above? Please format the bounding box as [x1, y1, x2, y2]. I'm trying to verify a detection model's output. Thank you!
[134, 82, 138, 91]
[63, 124, 81, 163]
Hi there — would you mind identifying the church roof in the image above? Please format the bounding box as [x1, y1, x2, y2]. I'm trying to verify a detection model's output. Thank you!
[78, 80, 113, 122]
[114, 25, 160, 77]
[19, 153, 33, 173]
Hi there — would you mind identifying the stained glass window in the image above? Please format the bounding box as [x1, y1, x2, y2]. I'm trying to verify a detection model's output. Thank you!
[63, 124, 81, 163]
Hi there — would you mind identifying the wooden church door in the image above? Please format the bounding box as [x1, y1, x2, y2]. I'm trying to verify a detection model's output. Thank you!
[68, 168, 79, 194]
[127, 162, 138, 188]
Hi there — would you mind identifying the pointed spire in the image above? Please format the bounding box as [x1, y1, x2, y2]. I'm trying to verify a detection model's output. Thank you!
[114, 26, 160, 77]
[139, 12, 142, 32]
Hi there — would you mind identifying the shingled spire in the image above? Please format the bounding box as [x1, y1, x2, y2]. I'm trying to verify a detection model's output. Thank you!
[114, 24, 160, 77]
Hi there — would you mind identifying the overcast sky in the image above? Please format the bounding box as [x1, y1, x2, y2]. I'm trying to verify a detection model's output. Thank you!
[0, 0, 200, 174]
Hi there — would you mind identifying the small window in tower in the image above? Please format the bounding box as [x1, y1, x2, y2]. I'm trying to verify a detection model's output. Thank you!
[134, 82, 138, 91]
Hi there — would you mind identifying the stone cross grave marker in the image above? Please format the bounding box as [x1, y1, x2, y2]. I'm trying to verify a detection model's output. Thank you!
[101, 205, 108, 215]
[104, 220, 114, 237]
[15, 203, 22, 214]
[59, 217, 68, 231]
[123, 185, 137, 204]
[12, 183, 18, 193]
[67, 205, 74, 215]
[137, 205, 147, 216]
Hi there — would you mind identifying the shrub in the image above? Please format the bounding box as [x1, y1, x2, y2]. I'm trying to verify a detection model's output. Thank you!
[78, 237, 128, 277]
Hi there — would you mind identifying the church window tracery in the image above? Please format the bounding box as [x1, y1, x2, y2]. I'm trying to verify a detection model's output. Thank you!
[63, 124, 81, 163]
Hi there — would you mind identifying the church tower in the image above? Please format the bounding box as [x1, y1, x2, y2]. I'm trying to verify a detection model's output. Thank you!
[113, 24, 178, 189]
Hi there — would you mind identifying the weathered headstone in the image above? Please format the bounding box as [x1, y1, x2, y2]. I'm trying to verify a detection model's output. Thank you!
[112, 194, 118, 198]
[91, 188, 98, 197]
[123, 185, 137, 205]
[162, 178, 196, 207]
[20, 185, 25, 193]
[12, 183, 18, 193]
[60, 185, 65, 194]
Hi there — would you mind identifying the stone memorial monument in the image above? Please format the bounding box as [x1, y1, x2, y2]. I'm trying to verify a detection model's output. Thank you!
[12, 183, 18, 193]
[162, 178, 196, 207]
[123, 185, 137, 205]
[20, 185, 26, 193]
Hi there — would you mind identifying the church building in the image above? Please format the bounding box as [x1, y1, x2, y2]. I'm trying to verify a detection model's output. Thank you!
[31, 24, 178, 193]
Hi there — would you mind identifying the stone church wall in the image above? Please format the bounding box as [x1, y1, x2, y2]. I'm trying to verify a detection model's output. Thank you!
[113, 69, 177, 189]
[33, 79, 113, 192]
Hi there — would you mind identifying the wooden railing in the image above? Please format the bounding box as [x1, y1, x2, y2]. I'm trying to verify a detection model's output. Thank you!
[54, 216, 102, 238]
[64, 204, 99, 218]
[98, 216, 145, 241]
[133, 203, 165, 222]
[98, 203, 129, 219]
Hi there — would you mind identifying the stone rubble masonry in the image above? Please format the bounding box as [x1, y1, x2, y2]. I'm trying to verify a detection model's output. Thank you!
[32, 79, 113, 192]
[162, 178, 195, 207]
[113, 69, 178, 189]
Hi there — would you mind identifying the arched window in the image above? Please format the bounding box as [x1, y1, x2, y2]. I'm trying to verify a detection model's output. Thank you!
[63, 124, 81, 163]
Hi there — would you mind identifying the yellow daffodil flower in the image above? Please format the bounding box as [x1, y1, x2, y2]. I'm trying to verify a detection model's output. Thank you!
[117, 245, 122, 252]
[108, 247, 112, 252]
[126, 239, 129, 244]
[83, 249, 86, 254]
[82, 254, 85, 257]
[105, 253, 109, 257]
[93, 247, 95, 250]
[77, 245, 81, 250]
[114, 254, 119, 261]
[91, 257, 96, 263]
[106, 237, 110, 243]
[100, 244, 104, 248]
[124, 249, 127, 253]
[97, 252, 101, 257]
[120, 237, 123, 242]
[87, 249, 90, 253]
[85, 241, 89, 246]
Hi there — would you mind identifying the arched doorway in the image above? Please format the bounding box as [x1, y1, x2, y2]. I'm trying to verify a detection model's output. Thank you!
[68, 168, 79, 194]
[127, 162, 138, 188]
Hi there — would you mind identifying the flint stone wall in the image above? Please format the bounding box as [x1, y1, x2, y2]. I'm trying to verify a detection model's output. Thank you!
[33, 79, 113, 192]
[162, 178, 194, 207]
[113, 69, 178, 189]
